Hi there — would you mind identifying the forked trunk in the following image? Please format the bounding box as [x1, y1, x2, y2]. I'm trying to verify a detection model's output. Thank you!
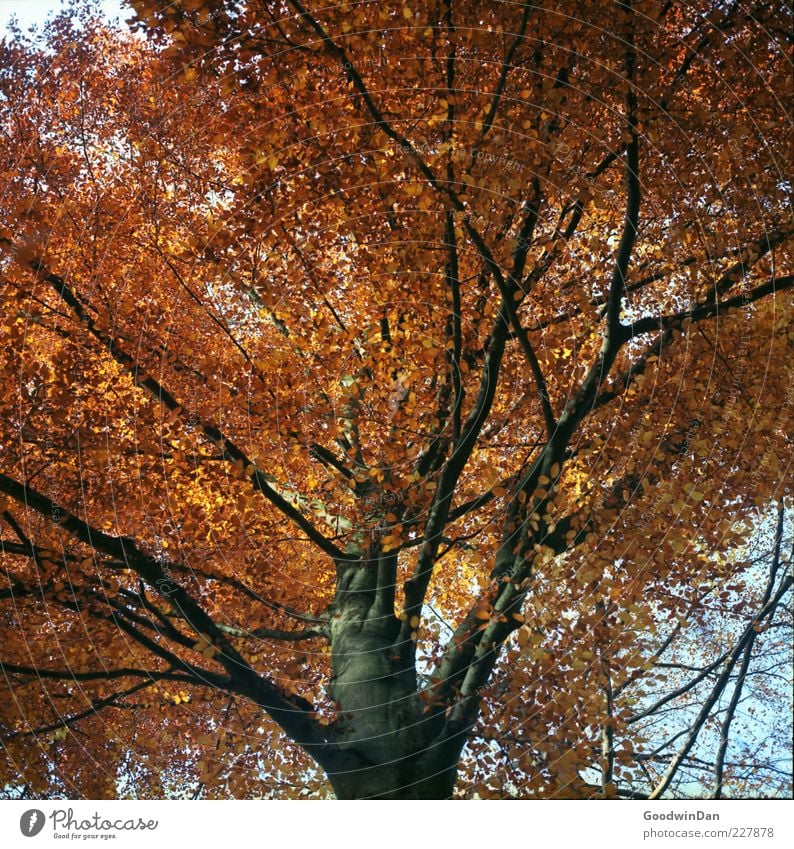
[321, 568, 466, 799]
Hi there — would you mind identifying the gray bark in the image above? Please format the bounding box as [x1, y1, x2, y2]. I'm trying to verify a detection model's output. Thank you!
[321, 566, 465, 799]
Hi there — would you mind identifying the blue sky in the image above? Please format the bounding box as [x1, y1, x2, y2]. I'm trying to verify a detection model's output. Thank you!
[0, 0, 125, 32]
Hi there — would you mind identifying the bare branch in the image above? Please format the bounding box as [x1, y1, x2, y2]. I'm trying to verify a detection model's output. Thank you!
[712, 502, 786, 799]
[647, 573, 792, 799]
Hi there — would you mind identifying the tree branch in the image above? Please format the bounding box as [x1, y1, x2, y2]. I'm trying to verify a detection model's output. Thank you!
[479, 4, 533, 137]
[0, 472, 331, 751]
[647, 572, 792, 799]
[33, 265, 346, 562]
[626, 273, 794, 340]
[711, 502, 786, 799]
[3, 678, 162, 740]
[0, 661, 210, 685]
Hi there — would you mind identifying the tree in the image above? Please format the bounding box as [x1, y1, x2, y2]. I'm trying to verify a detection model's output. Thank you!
[0, 0, 792, 800]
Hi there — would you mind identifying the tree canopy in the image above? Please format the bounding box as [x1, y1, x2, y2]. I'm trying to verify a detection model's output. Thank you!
[0, 0, 792, 799]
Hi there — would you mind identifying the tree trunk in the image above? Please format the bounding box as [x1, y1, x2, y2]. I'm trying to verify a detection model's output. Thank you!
[322, 567, 465, 799]
[328, 753, 460, 800]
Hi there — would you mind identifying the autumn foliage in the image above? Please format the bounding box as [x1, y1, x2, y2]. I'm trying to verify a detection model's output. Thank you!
[0, 0, 792, 799]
